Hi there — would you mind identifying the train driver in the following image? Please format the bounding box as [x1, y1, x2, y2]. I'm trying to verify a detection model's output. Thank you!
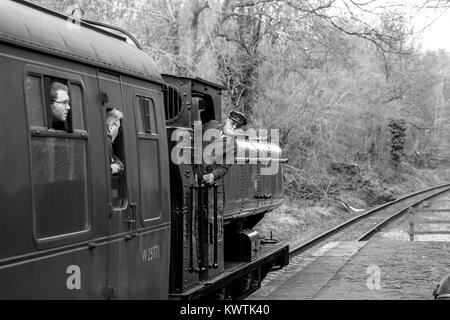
[49, 81, 71, 130]
[201, 110, 248, 184]
[106, 108, 125, 175]
[222, 110, 248, 136]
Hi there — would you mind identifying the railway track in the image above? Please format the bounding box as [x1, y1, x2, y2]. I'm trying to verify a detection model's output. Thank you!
[250, 183, 450, 299]
[290, 183, 450, 255]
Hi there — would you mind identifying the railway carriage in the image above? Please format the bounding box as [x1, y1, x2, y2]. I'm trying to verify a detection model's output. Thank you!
[0, 0, 288, 300]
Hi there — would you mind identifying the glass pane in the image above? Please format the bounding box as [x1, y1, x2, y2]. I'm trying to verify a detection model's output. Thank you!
[31, 137, 89, 238]
[26, 75, 45, 127]
[69, 83, 85, 130]
[140, 98, 151, 133]
[135, 96, 144, 134]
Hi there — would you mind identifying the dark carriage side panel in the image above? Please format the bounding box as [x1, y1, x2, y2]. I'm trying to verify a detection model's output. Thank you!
[0, 44, 112, 298]
[0, 46, 34, 260]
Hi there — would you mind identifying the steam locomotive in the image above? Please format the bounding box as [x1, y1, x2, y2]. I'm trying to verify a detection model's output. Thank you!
[0, 0, 288, 299]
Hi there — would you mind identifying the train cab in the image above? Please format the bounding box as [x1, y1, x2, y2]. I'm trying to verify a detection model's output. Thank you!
[162, 75, 288, 299]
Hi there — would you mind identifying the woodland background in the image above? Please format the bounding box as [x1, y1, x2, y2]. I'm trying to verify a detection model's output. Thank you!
[28, 1, 450, 232]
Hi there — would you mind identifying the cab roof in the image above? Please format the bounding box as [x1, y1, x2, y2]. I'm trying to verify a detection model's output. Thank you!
[0, 0, 162, 83]
[162, 74, 227, 91]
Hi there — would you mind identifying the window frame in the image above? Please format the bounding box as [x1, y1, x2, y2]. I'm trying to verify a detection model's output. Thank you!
[24, 64, 92, 249]
[135, 94, 159, 142]
[134, 89, 163, 226]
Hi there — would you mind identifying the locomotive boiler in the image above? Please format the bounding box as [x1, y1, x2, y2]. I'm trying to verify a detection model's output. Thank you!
[0, 0, 288, 300]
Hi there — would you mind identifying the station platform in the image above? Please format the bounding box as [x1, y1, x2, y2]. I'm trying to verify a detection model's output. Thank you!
[248, 240, 450, 300]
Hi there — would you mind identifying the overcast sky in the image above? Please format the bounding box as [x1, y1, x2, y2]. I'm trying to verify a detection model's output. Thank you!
[413, 7, 450, 51]
[332, 0, 450, 51]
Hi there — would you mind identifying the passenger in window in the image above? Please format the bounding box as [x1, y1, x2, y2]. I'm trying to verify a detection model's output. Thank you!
[50, 82, 71, 130]
[106, 108, 125, 175]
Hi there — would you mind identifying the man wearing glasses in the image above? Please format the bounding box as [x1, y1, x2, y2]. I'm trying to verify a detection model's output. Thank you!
[106, 108, 125, 175]
[49, 81, 71, 130]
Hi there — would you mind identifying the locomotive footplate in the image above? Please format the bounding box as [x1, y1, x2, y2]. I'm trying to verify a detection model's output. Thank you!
[169, 242, 289, 300]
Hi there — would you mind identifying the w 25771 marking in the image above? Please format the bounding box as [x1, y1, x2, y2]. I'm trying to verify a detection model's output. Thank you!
[142, 245, 160, 262]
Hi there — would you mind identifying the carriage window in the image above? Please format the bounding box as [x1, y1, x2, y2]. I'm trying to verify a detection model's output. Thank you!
[26, 73, 90, 240]
[135, 96, 157, 134]
[26, 75, 79, 132]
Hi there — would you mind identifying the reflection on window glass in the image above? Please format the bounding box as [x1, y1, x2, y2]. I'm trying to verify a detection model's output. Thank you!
[135, 96, 144, 133]
[27, 75, 45, 127]
[141, 99, 151, 133]
[31, 137, 89, 238]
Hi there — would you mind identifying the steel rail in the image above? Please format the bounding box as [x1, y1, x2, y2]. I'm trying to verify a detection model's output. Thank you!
[288, 183, 450, 256]
[356, 187, 450, 241]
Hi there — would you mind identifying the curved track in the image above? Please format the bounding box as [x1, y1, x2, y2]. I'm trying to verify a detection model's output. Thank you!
[289, 183, 450, 255]
[254, 184, 450, 295]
